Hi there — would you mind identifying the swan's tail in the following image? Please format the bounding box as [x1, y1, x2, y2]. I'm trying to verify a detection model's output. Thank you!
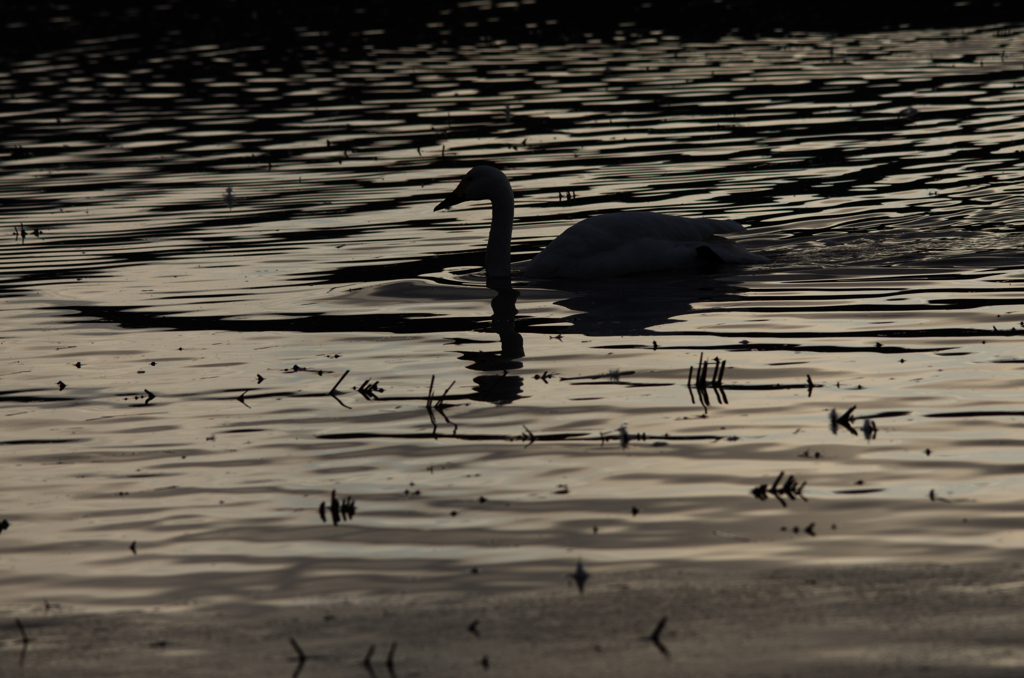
[701, 235, 771, 264]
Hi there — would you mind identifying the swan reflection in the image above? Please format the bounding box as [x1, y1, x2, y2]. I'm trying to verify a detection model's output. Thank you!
[457, 278, 524, 404]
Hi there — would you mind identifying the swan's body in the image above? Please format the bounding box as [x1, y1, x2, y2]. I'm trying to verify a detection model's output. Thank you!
[434, 165, 767, 279]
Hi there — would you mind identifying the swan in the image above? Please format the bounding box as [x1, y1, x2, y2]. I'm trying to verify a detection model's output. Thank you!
[434, 165, 768, 279]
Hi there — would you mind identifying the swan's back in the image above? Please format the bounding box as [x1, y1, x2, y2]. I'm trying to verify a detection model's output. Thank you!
[523, 211, 768, 279]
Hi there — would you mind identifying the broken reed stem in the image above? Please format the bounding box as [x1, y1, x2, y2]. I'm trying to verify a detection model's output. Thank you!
[648, 616, 669, 656]
[329, 370, 349, 394]
[15, 618, 29, 644]
[689, 354, 727, 393]
[289, 637, 306, 662]
[435, 380, 456, 409]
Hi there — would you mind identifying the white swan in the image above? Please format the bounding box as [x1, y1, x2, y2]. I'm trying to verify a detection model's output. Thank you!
[434, 165, 768, 279]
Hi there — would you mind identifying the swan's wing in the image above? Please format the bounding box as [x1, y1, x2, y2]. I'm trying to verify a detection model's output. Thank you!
[524, 212, 767, 279]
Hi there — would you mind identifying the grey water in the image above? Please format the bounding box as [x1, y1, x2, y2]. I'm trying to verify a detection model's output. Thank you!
[4, 20, 1024, 613]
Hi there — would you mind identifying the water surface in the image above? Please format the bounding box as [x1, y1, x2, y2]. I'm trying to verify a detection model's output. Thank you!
[4, 22, 1024, 613]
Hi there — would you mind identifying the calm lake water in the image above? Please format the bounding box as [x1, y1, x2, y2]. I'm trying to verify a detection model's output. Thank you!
[4, 19, 1024, 613]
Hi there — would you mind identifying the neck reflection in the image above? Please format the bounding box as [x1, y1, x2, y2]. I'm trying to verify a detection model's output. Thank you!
[457, 277, 524, 404]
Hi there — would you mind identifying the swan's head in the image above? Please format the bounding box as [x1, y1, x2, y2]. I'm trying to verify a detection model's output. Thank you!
[434, 165, 510, 211]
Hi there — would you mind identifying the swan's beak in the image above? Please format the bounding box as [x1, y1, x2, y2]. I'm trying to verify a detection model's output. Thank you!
[434, 177, 469, 211]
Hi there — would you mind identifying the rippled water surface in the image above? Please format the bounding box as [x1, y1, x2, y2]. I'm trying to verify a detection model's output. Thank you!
[5, 21, 1024, 613]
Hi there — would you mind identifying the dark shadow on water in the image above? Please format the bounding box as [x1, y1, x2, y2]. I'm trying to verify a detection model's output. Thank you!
[4, 0, 1020, 59]
[532, 269, 754, 337]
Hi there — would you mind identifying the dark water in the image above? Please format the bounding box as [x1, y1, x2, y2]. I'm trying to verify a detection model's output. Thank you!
[4, 20, 1024, 613]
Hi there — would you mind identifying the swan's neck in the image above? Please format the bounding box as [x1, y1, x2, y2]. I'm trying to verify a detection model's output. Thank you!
[485, 183, 514, 277]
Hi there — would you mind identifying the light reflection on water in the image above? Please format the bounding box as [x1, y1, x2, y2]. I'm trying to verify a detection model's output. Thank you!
[4, 23, 1024, 612]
